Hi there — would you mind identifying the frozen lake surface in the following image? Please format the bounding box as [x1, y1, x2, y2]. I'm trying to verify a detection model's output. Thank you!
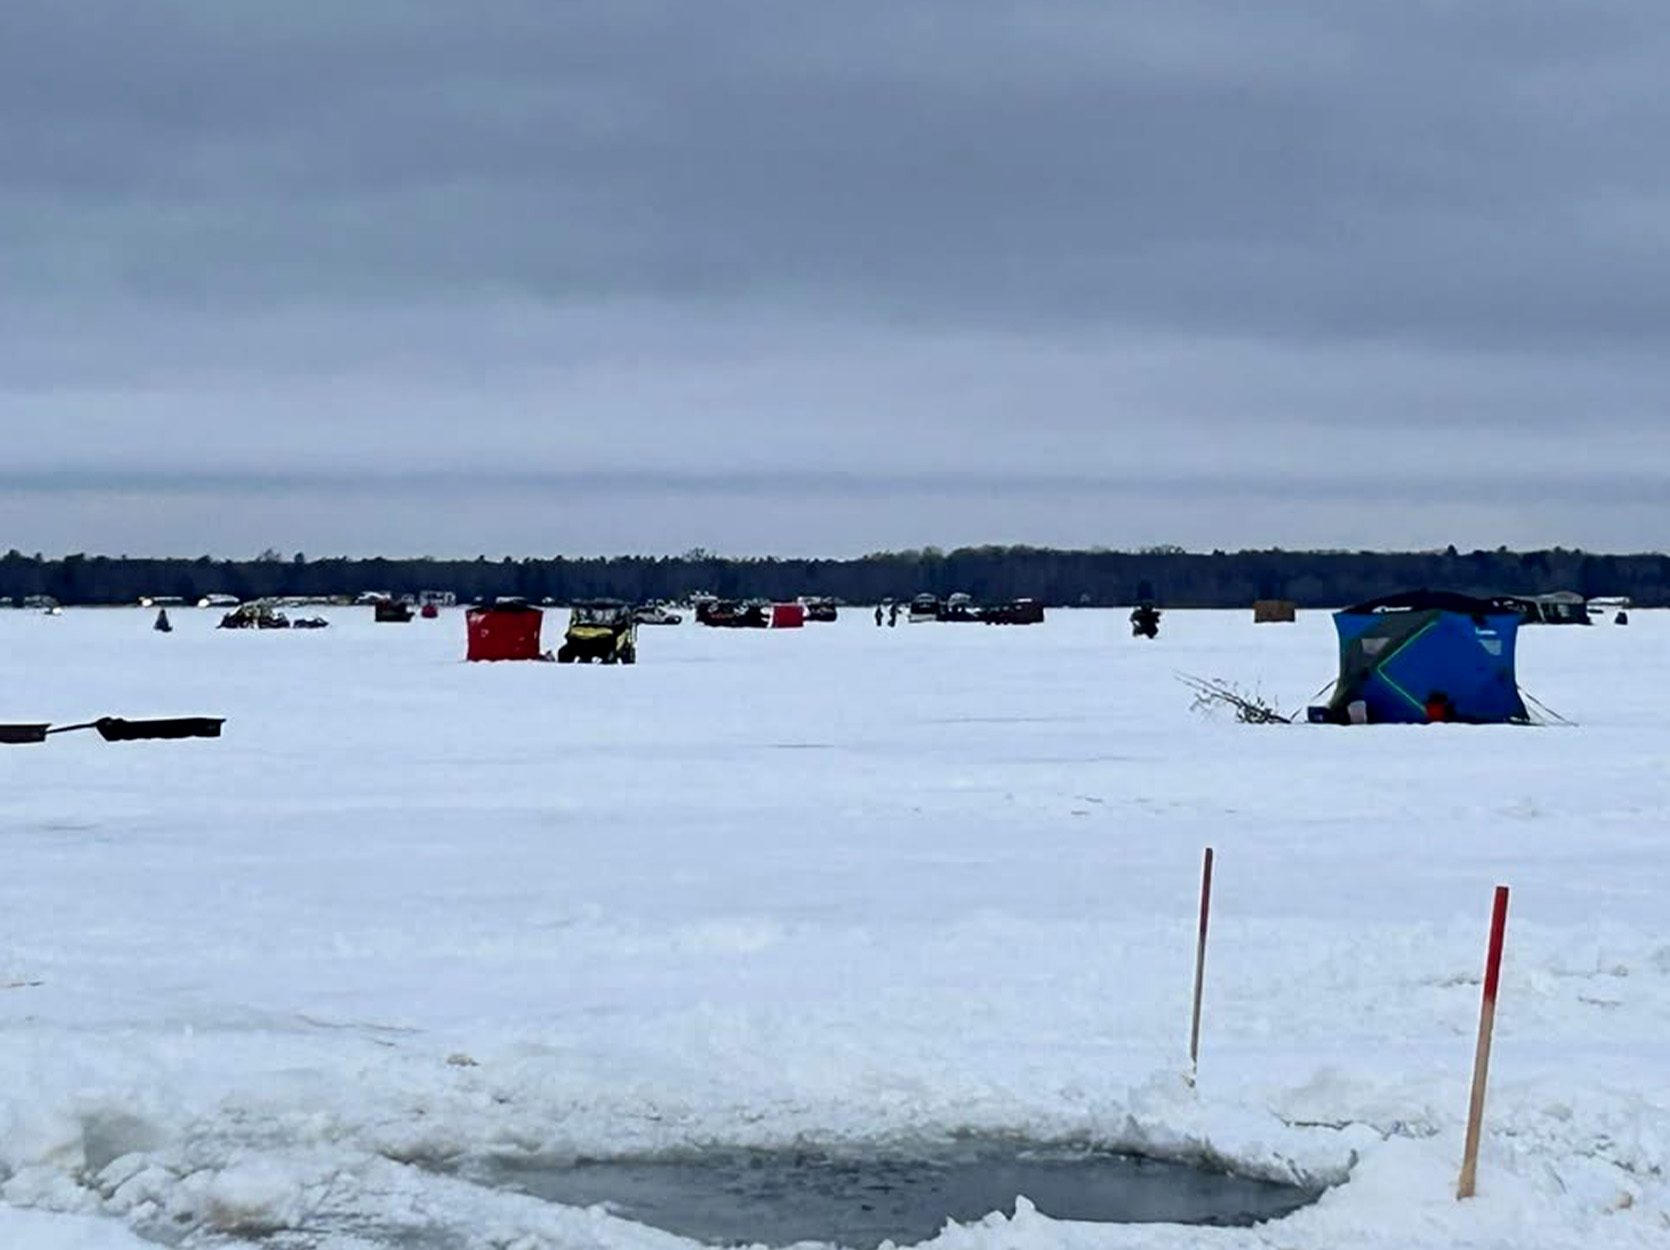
[0, 605, 1666, 1248]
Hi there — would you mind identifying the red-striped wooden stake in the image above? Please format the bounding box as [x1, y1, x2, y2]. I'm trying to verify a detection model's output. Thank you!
[1188, 846, 1214, 1083]
[1457, 884, 1510, 1199]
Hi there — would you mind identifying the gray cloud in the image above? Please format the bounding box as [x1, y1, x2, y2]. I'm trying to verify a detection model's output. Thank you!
[2, 2, 1667, 556]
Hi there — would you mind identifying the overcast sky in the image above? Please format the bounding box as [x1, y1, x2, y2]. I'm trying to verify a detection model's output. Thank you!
[3, 1, 1667, 558]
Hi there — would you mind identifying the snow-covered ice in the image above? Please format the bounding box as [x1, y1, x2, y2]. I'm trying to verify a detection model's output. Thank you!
[1, 605, 1666, 1248]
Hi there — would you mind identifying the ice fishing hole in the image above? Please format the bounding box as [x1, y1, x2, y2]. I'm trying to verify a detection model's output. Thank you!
[466, 1140, 1320, 1248]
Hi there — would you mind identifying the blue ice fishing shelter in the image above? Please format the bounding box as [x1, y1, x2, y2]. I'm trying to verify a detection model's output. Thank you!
[1322, 592, 1528, 725]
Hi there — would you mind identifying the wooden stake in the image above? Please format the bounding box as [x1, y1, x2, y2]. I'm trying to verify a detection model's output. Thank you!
[1457, 884, 1510, 1199]
[1189, 846, 1214, 1082]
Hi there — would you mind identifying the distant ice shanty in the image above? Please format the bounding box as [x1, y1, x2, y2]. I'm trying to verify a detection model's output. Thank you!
[1500, 590, 1590, 625]
[466, 600, 545, 661]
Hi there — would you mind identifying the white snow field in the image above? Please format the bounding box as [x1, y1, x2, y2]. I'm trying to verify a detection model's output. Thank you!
[1, 604, 1666, 1249]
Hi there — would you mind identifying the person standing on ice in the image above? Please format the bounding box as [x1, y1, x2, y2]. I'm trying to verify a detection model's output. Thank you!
[875, 604, 884, 627]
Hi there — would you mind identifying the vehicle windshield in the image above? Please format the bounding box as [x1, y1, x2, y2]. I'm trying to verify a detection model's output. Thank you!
[573, 605, 625, 625]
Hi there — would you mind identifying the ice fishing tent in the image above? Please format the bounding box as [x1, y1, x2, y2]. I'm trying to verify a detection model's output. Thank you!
[466, 600, 544, 661]
[1253, 599, 1297, 623]
[1503, 590, 1590, 625]
[1320, 592, 1527, 725]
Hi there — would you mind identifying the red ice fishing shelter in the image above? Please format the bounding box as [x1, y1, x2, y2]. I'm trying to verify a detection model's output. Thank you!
[466, 601, 544, 661]
[770, 602, 806, 629]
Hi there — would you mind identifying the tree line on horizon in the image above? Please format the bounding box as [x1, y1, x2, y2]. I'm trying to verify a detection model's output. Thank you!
[2, 545, 1665, 608]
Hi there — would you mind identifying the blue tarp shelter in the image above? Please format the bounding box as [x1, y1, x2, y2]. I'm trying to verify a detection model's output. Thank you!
[1322, 591, 1528, 725]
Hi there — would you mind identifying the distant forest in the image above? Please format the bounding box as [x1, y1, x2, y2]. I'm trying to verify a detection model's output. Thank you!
[2, 545, 1665, 608]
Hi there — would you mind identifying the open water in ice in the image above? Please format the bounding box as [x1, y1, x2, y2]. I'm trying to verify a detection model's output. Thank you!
[461, 1141, 1319, 1248]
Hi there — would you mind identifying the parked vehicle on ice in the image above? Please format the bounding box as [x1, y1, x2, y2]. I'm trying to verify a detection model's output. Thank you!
[559, 600, 638, 664]
[797, 596, 839, 622]
[1586, 595, 1631, 625]
[982, 598, 1045, 625]
[633, 600, 684, 625]
[904, 592, 984, 622]
[907, 593, 941, 623]
[697, 599, 770, 628]
[219, 601, 293, 630]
